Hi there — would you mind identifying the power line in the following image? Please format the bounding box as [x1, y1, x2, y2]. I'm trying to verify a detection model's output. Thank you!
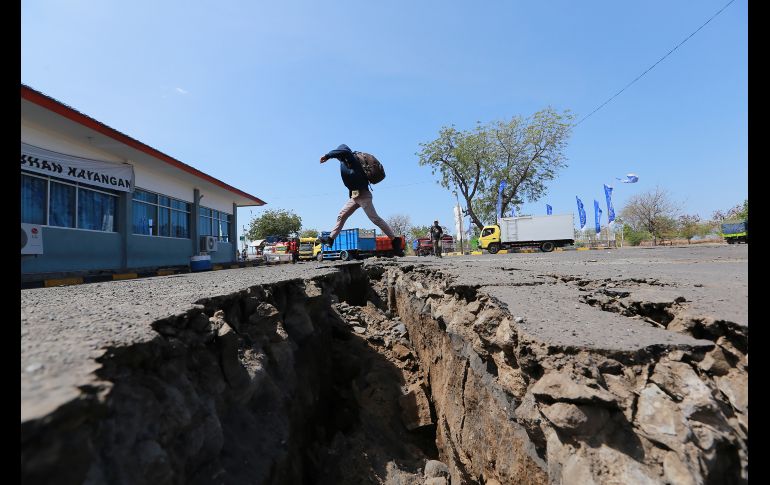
[574, 0, 737, 127]
[263, 179, 436, 201]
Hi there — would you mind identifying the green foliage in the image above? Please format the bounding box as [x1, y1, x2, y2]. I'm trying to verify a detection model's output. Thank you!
[417, 107, 574, 230]
[247, 209, 302, 240]
[409, 225, 430, 240]
[677, 215, 710, 243]
[712, 199, 748, 223]
[655, 216, 678, 244]
[300, 228, 319, 238]
[738, 199, 748, 220]
[623, 224, 652, 246]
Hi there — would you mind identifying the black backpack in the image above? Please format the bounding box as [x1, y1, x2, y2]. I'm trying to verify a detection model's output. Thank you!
[353, 151, 386, 184]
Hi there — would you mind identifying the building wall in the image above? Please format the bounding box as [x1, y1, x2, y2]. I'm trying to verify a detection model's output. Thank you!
[22, 119, 125, 164]
[21, 227, 122, 274]
[210, 242, 235, 264]
[127, 235, 194, 268]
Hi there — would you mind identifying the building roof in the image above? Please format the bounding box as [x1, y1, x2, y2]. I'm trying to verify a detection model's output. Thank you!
[21, 84, 266, 206]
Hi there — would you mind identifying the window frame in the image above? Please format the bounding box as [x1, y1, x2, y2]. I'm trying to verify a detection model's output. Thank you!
[21, 170, 118, 232]
[132, 187, 191, 239]
[199, 206, 232, 242]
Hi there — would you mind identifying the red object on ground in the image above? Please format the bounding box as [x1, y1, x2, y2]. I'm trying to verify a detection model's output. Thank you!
[376, 235, 405, 251]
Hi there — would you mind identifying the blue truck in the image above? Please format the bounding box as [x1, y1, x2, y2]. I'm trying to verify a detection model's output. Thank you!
[317, 228, 377, 261]
[721, 221, 748, 244]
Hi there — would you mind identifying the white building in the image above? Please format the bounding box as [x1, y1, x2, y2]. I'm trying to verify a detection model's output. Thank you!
[21, 84, 266, 280]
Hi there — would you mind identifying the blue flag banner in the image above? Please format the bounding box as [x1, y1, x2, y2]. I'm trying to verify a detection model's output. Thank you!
[615, 173, 639, 183]
[576, 196, 586, 229]
[546, 204, 552, 215]
[497, 181, 506, 220]
[603, 184, 615, 223]
[594, 200, 603, 235]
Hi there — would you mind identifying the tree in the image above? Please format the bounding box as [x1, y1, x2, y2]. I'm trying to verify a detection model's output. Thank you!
[622, 224, 652, 246]
[300, 229, 319, 238]
[386, 214, 412, 238]
[417, 107, 574, 230]
[655, 216, 679, 246]
[620, 186, 679, 246]
[713, 200, 747, 223]
[621, 187, 678, 245]
[677, 215, 708, 244]
[409, 225, 430, 240]
[246, 209, 302, 240]
[737, 199, 748, 220]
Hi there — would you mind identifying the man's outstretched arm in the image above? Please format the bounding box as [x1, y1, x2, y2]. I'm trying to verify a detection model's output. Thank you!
[320, 147, 353, 164]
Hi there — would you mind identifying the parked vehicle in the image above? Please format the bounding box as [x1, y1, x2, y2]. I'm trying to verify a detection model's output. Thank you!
[721, 221, 748, 244]
[415, 235, 454, 256]
[298, 237, 319, 260]
[374, 235, 406, 257]
[479, 214, 574, 253]
[317, 228, 377, 261]
[415, 237, 433, 257]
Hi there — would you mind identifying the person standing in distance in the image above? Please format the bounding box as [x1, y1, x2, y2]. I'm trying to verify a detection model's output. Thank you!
[319, 144, 402, 255]
[430, 220, 443, 258]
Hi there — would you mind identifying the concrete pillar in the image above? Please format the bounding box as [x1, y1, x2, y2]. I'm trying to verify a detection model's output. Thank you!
[231, 203, 238, 262]
[192, 188, 200, 255]
[118, 191, 131, 270]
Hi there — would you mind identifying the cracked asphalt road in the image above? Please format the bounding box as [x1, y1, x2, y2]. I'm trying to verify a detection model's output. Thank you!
[21, 244, 747, 424]
[387, 244, 747, 351]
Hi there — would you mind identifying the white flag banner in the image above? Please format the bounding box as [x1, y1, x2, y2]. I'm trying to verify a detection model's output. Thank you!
[21, 142, 135, 192]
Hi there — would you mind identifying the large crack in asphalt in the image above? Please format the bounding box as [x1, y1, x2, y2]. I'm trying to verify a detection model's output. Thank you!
[21, 261, 748, 485]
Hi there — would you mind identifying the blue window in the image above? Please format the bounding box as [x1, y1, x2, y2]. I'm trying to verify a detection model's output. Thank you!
[171, 210, 189, 238]
[21, 171, 118, 231]
[133, 199, 157, 235]
[133, 188, 190, 238]
[21, 174, 47, 224]
[199, 207, 231, 242]
[49, 181, 76, 228]
[79, 188, 117, 231]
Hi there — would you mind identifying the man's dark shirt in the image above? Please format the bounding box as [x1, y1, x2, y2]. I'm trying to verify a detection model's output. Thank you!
[324, 144, 369, 193]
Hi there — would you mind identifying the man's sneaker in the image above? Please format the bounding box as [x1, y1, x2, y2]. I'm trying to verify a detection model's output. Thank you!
[391, 237, 404, 256]
[320, 236, 334, 247]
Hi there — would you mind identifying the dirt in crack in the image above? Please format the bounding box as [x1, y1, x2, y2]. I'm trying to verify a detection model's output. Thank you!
[303, 298, 439, 484]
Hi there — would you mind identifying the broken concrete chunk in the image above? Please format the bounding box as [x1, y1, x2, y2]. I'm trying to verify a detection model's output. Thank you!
[715, 370, 748, 415]
[423, 460, 450, 478]
[541, 402, 587, 430]
[635, 383, 689, 445]
[531, 372, 618, 407]
[424, 478, 447, 485]
[663, 451, 697, 485]
[392, 343, 412, 360]
[398, 384, 434, 430]
[597, 358, 622, 374]
[540, 402, 609, 435]
[698, 346, 733, 376]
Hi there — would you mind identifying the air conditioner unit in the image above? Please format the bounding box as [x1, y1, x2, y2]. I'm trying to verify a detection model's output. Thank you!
[21, 223, 44, 255]
[201, 236, 218, 252]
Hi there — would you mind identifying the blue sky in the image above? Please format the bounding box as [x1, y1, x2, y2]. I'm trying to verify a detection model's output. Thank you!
[21, 0, 747, 240]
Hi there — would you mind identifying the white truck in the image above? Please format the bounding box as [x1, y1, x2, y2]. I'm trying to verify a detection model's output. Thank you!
[478, 214, 575, 253]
